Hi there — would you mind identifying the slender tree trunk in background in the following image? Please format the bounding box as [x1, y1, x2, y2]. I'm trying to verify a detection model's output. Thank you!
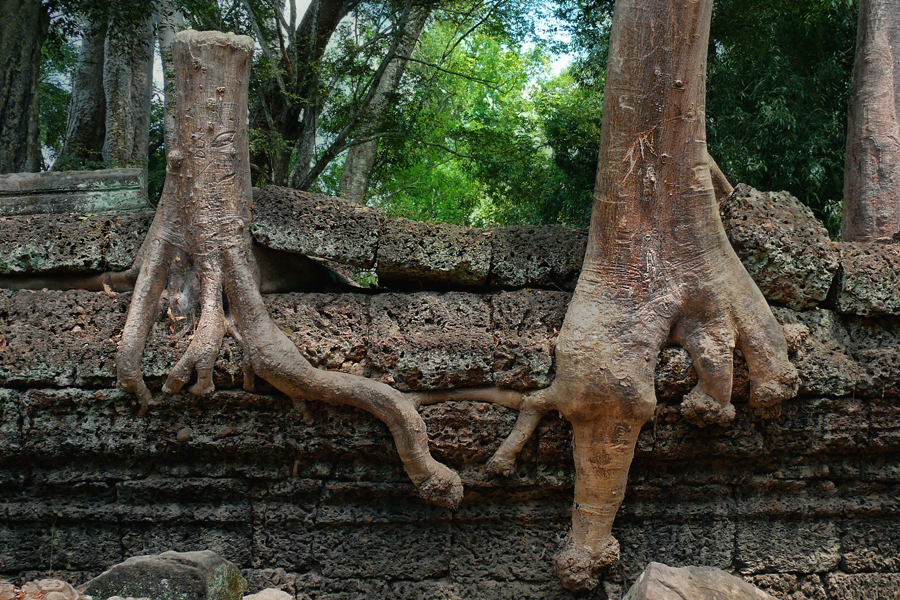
[116, 30, 464, 511]
[483, 0, 798, 591]
[252, 0, 357, 186]
[339, 4, 430, 203]
[158, 3, 186, 153]
[0, 0, 48, 174]
[57, 17, 108, 168]
[842, 0, 900, 242]
[103, 11, 155, 167]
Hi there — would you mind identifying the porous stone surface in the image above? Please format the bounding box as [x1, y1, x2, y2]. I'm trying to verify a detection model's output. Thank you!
[623, 562, 775, 599]
[831, 242, 900, 316]
[367, 292, 494, 390]
[1, 287, 900, 599]
[721, 184, 839, 309]
[0, 212, 152, 275]
[2, 184, 900, 600]
[376, 218, 492, 287]
[488, 225, 587, 290]
[251, 187, 384, 268]
[81, 551, 246, 600]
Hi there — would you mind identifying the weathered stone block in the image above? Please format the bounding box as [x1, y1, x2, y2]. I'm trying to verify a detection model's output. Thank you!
[746, 573, 828, 600]
[832, 242, 900, 316]
[82, 550, 247, 600]
[451, 519, 562, 582]
[735, 520, 841, 574]
[825, 573, 900, 600]
[488, 225, 586, 290]
[0, 169, 149, 217]
[105, 212, 153, 270]
[314, 522, 452, 580]
[0, 211, 152, 276]
[489, 290, 568, 390]
[251, 187, 383, 268]
[616, 520, 736, 576]
[0, 215, 107, 275]
[264, 293, 369, 374]
[840, 517, 900, 573]
[721, 185, 838, 309]
[377, 218, 491, 286]
[367, 292, 493, 390]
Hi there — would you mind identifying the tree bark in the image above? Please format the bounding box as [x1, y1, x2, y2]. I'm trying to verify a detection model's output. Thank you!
[57, 17, 108, 169]
[102, 11, 156, 167]
[251, 0, 358, 185]
[158, 2, 186, 154]
[842, 0, 900, 242]
[339, 4, 430, 203]
[116, 29, 463, 510]
[484, 0, 798, 591]
[0, 0, 48, 174]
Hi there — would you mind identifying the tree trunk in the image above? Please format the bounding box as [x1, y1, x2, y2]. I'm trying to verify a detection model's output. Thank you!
[842, 0, 900, 242]
[116, 29, 463, 510]
[57, 17, 108, 169]
[158, 3, 186, 154]
[339, 4, 430, 203]
[484, 0, 798, 591]
[103, 11, 156, 167]
[251, 0, 357, 186]
[0, 0, 48, 174]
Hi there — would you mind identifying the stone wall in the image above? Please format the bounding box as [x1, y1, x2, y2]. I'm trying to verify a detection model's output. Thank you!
[1, 186, 899, 600]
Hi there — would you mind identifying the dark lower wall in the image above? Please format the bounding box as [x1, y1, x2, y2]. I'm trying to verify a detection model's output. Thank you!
[1, 289, 899, 600]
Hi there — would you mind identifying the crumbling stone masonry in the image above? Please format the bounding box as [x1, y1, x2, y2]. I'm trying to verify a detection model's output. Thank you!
[0, 185, 898, 600]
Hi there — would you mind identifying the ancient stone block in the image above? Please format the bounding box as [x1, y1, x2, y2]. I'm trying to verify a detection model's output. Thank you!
[376, 218, 491, 287]
[721, 185, 838, 309]
[82, 550, 247, 600]
[825, 573, 900, 600]
[616, 520, 736, 577]
[832, 242, 900, 316]
[735, 520, 841, 574]
[0, 169, 149, 217]
[251, 187, 384, 268]
[746, 573, 828, 600]
[0, 215, 107, 275]
[313, 522, 452, 580]
[489, 290, 568, 390]
[104, 212, 153, 270]
[488, 225, 586, 290]
[451, 519, 562, 582]
[840, 517, 900, 572]
[420, 401, 518, 466]
[264, 293, 369, 374]
[368, 292, 493, 390]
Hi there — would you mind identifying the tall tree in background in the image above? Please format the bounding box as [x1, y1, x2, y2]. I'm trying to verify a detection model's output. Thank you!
[842, 0, 900, 241]
[706, 0, 858, 234]
[339, 3, 431, 203]
[248, 0, 359, 186]
[56, 3, 156, 169]
[0, 0, 49, 173]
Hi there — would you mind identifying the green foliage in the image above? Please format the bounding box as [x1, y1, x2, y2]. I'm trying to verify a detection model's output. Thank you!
[38, 29, 76, 169]
[706, 0, 858, 235]
[356, 9, 604, 228]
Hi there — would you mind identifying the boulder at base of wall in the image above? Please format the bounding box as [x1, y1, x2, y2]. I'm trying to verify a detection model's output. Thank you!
[80, 550, 247, 600]
[624, 562, 776, 600]
[243, 590, 292, 600]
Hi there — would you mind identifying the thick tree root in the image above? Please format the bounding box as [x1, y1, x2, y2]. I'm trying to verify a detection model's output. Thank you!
[115, 30, 464, 510]
[553, 536, 620, 593]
